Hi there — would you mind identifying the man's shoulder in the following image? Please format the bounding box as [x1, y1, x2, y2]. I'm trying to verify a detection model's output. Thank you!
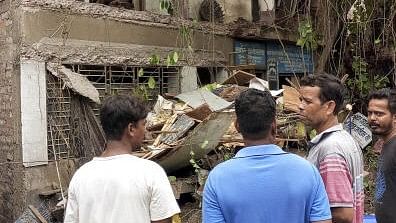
[317, 129, 359, 152]
[284, 153, 319, 173]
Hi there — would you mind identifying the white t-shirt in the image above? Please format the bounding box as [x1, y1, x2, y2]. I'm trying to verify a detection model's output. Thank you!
[64, 154, 180, 223]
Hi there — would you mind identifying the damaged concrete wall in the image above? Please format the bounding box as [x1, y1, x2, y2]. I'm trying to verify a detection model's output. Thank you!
[219, 0, 252, 23]
[0, 0, 26, 222]
[189, 0, 204, 20]
[0, 0, 26, 221]
[0, 1, 232, 221]
[23, 159, 78, 207]
[20, 0, 233, 66]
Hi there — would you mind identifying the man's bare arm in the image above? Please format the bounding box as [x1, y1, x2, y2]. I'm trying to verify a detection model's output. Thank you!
[331, 207, 354, 223]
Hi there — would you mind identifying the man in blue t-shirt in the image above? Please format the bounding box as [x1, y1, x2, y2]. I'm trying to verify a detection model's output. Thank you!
[202, 89, 332, 223]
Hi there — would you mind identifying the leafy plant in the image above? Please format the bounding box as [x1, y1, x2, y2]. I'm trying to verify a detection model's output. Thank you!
[138, 68, 144, 77]
[149, 54, 160, 65]
[297, 19, 318, 50]
[190, 151, 201, 173]
[347, 56, 389, 98]
[148, 76, 156, 89]
[166, 51, 179, 67]
[132, 85, 150, 101]
[159, 0, 173, 14]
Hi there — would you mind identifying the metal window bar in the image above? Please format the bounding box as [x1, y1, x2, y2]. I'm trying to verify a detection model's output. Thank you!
[47, 64, 180, 159]
[47, 74, 72, 159]
[65, 64, 181, 114]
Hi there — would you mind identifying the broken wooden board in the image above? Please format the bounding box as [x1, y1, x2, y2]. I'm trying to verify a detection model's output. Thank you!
[28, 205, 48, 223]
[158, 111, 234, 173]
[282, 85, 300, 113]
[161, 114, 195, 145]
[185, 103, 212, 121]
[222, 70, 256, 85]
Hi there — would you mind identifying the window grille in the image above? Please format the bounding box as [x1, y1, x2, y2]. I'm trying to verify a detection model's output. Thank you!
[47, 64, 180, 159]
[47, 73, 72, 159]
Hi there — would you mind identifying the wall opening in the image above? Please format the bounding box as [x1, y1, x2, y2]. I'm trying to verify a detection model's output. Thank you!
[47, 64, 181, 159]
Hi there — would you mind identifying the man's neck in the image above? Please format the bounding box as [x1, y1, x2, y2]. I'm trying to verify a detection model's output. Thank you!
[244, 137, 275, 147]
[101, 140, 133, 157]
[382, 128, 396, 144]
[316, 116, 339, 134]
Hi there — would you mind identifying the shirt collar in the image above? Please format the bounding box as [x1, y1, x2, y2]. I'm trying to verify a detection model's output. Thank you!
[235, 144, 286, 158]
[310, 123, 343, 144]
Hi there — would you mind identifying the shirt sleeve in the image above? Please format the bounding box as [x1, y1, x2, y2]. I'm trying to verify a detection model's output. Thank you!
[149, 164, 181, 221]
[202, 173, 226, 223]
[64, 178, 79, 223]
[310, 165, 332, 222]
[319, 154, 354, 207]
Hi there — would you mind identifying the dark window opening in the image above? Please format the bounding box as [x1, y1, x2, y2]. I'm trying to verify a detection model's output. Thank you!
[197, 67, 224, 86]
[197, 67, 215, 86]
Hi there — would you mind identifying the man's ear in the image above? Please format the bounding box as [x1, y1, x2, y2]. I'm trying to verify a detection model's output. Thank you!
[127, 123, 136, 137]
[325, 101, 336, 115]
[234, 120, 241, 133]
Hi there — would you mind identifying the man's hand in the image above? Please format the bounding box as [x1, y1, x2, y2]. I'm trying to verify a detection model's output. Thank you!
[331, 207, 354, 223]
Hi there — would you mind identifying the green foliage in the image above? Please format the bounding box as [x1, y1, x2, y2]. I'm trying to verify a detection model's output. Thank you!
[200, 140, 209, 149]
[202, 83, 221, 91]
[132, 85, 150, 101]
[168, 176, 177, 182]
[347, 56, 389, 98]
[179, 24, 193, 50]
[148, 76, 156, 89]
[363, 145, 378, 213]
[138, 68, 144, 77]
[189, 151, 201, 173]
[149, 54, 160, 65]
[159, 0, 172, 14]
[149, 51, 179, 67]
[166, 51, 179, 67]
[297, 19, 318, 50]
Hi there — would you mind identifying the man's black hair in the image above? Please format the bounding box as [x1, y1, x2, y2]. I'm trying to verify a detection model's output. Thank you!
[368, 88, 396, 114]
[235, 88, 276, 140]
[300, 73, 345, 115]
[100, 95, 149, 140]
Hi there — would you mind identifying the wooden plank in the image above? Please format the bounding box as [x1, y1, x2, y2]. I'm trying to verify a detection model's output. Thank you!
[38, 189, 61, 197]
[28, 205, 48, 223]
[222, 70, 256, 85]
[282, 85, 300, 113]
[185, 103, 212, 121]
[161, 114, 195, 145]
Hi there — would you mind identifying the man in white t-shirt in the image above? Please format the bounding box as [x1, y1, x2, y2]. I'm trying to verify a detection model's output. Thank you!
[64, 95, 180, 223]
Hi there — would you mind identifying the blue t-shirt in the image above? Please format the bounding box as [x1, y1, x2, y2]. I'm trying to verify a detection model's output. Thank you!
[203, 145, 331, 223]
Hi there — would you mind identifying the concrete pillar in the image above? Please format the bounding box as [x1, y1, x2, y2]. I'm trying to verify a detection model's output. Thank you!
[20, 60, 48, 167]
[180, 66, 198, 93]
[258, 0, 275, 26]
[189, 0, 204, 20]
[216, 68, 229, 83]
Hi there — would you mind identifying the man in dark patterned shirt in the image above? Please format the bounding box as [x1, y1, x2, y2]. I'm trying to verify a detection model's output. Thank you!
[368, 88, 396, 223]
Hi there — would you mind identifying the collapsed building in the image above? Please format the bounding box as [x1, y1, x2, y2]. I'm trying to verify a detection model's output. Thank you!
[0, 0, 316, 221]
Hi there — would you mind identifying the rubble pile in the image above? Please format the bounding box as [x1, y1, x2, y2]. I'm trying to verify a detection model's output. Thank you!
[131, 70, 307, 174]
